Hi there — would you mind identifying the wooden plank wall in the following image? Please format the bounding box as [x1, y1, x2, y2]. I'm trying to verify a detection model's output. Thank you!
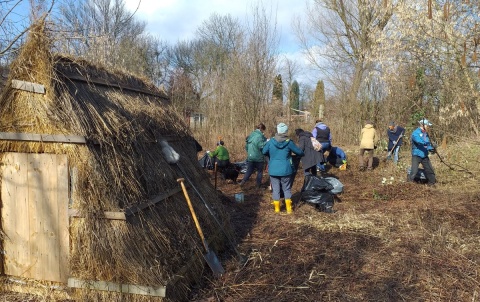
[1, 153, 69, 282]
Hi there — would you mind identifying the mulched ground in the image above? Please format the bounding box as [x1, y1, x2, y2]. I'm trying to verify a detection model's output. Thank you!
[190, 153, 480, 302]
[1, 150, 478, 301]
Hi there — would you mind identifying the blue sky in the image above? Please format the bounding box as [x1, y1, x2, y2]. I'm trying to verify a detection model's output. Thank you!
[124, 0, 308, 53]
[124, 0, 320, 86]
[7, 0, 319, 86]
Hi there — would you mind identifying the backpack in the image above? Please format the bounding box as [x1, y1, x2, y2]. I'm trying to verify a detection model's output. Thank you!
[310, 137, 322, 151]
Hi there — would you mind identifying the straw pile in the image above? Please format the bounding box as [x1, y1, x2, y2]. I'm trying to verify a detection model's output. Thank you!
[0, 21, 231, 301]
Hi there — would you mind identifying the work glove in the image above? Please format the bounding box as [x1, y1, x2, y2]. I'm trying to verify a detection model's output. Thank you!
[206, 150, 210, 154]
[342, 160, 347, 164]
[428, 149, 436, 154]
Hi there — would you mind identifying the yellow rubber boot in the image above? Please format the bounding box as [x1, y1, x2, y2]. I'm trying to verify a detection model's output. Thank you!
[285, 199, 293, 214]
[272, 200, 280, 213]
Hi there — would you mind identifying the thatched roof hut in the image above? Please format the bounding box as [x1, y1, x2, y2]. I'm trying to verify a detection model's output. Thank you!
[0, 22, 231, 301]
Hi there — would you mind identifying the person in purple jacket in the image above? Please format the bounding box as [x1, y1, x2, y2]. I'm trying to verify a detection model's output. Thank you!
[311, 119, 331, 172]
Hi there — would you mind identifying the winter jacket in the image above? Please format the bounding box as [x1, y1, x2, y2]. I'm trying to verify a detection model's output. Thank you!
[245, 129, 267, 162]
[387, 126, 405, 150]
[359, 124, 379, 149]
[411, 127, 434, 158]
[209, 145, 230, 161]
[312, 122, 332, 143]
[262, 134, 304, 177]
[297, 131, 324, 169]
[327, 146, 346, 166]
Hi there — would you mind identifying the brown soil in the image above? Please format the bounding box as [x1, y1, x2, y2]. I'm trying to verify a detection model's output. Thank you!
[190, 154, 480, 302]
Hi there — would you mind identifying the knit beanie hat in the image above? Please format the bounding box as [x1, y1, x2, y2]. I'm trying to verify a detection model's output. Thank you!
[277, 122, 288, 134]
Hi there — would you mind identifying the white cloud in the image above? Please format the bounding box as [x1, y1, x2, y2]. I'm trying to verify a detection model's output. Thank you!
[125, 0, 309, 48]
[124, 0, 319, 85]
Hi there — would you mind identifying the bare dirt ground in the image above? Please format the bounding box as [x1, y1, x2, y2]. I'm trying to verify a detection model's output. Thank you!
[190, 149, 480, 302]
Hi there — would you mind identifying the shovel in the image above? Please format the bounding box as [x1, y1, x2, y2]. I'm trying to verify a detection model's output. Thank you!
[176, 163, 248, 265]
[384, 132, 404, 162]
[177, 178, 225, 277]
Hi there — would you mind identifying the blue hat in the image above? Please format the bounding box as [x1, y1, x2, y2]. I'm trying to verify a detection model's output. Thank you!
[419, 118, 432, 126]
[277, 122, 288, 134]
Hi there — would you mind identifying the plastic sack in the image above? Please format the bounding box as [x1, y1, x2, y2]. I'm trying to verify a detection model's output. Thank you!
[300, 175, 335, 213]
[199, 152, 214, 170]
[233, 160, 248, 174]
[301, 174, 334, 193]
[301, 190, 334, 213]
[324, 177, 344, 195]
[407, 166, 427, 182]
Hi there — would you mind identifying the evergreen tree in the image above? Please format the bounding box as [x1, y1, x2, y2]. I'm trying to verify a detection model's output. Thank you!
[290, 80, 300, 111]
[314, 80, 325, 119]
[272, 74, 283, 104]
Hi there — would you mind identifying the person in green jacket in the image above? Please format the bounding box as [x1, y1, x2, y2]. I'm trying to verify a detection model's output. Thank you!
[240, 123, 267, 188]
[208, 140, 230, 170]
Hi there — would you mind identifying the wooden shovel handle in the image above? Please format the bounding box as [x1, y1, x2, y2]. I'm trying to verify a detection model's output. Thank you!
[177, 178, 208, 251]
[214, 162, 218, 190]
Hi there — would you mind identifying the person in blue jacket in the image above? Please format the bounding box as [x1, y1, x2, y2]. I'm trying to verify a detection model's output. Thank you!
[387, 121, 405, 164]
[262, 122, 304, 214]
[408, 118, 436, 185]
[326, 146, 347, 168]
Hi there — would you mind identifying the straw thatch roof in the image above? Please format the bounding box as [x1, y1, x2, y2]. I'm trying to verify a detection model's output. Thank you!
[0, 22, 231, 301]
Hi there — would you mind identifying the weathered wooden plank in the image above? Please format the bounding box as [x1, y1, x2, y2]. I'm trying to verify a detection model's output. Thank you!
[57, 155, 69, 282]
[125, 186, 182, 216]
[68, 209, 126, 220]
[44, 153, 58, 282]
[11, 79, 45, 94]
[28, 153, 41, 280]
[2, 153, 15, 276]
[67, 278, 166, 297]
[0, 132, 86, 144]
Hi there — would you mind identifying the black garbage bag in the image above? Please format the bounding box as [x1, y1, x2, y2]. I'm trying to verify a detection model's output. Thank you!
[301, 174, 334, 192]
[198, 152, 214, 170]
[233, 160, 248, 174]
[301, 175, 335, 213]
[301, 190, 335, 213]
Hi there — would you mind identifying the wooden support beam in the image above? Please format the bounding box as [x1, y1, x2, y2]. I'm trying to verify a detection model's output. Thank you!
[68, 209, 126, 220]
[125, 186, 182, 216]
[11, 79, 45, 94]
[0, 132, 87, 144]
[67, 278, 166, 297]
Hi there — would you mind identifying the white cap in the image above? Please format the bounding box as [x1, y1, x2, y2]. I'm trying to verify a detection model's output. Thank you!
[419, 118, 432, 126]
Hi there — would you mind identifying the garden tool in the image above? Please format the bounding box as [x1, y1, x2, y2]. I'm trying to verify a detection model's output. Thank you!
[384, 132, 403, 162]
[175, 163, 247, 265]
[177, 178, 225, 277]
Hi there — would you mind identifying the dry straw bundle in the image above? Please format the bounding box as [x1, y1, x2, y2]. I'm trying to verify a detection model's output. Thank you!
[0, 21, 230, 301]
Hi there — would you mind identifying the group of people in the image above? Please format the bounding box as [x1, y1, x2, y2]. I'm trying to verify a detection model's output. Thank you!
[207, 117, 437, 214]
[208, 120, 347, 214]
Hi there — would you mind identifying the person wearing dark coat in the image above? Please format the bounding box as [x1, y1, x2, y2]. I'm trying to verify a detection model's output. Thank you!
[326, 146, 347, 168]
[295, 129, 325, 176]
[387, 121, 405, 164]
